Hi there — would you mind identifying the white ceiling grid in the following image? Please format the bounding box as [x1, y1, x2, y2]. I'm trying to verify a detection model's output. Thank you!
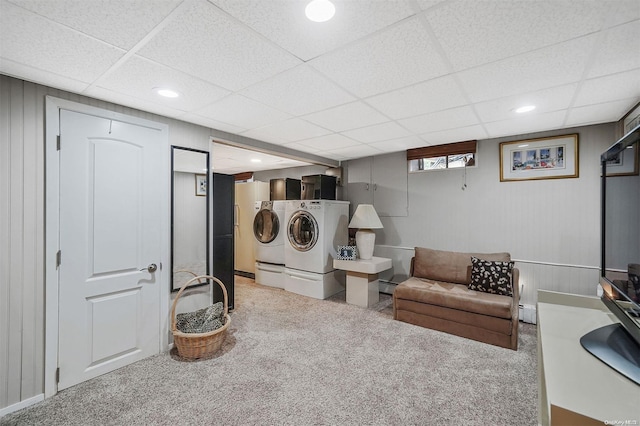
[1, 0, 639, 171]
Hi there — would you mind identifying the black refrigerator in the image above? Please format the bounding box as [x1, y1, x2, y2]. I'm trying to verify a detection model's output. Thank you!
[211, 172, 235, 310]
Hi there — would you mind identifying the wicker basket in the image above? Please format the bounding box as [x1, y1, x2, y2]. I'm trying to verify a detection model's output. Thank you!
[170, 274, 231, 359]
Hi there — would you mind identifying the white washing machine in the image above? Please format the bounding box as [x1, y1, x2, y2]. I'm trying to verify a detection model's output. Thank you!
[284, 200, 349, 299]
[254, 200, 286, 288]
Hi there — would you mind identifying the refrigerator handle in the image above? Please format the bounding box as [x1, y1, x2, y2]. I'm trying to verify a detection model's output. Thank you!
[234, 204, 239, 227]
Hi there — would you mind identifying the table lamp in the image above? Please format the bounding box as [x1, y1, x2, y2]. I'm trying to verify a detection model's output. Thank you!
[348, 204, 383, 260]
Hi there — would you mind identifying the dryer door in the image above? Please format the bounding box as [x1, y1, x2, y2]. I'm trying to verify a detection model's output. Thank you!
[253, 207, 280, 244]
[287, 210, 318, 252]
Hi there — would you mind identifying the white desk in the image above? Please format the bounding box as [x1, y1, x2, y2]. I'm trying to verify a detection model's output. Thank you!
[537, 290, 639, 426]
[333, 257, 392, 307]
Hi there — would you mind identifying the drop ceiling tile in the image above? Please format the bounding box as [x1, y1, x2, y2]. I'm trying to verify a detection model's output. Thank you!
[369, 135, 429, 153]
[280, 140, 348, 161]
[240, 65, 355, 116]
[0, 1, 125, 83]
[341, 121, 412, 143]
[320, 152, 349, 161]
[566, 98, 638, 127]
[399, 106, 479, 134]
[322, 143, 385, 161]
[181, 113, 247, 135]
[137, 0, 300, 91]
[366, 76, 467, 120]
[421, 125, 488, 146]
[296, 133, 361, 151]
[96, 55, 230, 111]
[426, 0, 609, 71]
[603, 1, 640, 28]
[457, 35, 597, 103]
[0, 58, 89, 93]
[240, 118, 332, 144]
[84, 86, 187, 118]
[211, 0, 415, 61]
[309, 17, 449, 97]
[8, 0, 182, 50]
[193, 95, 291, 129]
[302, 101, 389, 133]
[417, 0, 447, 11]
[474, 84, 578, 123]
[281, 141, 316, 153]
[574, 69, 640, 107]
[483, 111, 567, 139]
[587, 21, 640, 78]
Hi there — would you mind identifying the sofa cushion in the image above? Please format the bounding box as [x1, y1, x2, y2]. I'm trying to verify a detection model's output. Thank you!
[394, 277, 513, 319]
[413, 247, 511, 284]
[469, 257, 514, 296]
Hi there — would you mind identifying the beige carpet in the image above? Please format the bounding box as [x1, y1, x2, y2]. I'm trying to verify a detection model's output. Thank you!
[2, 276, 538, 425]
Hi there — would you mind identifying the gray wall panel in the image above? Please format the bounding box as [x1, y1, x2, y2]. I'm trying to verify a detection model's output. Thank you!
[344, 123, 616, 307]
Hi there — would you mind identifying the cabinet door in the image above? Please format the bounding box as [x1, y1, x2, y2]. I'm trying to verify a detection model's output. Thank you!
[211, 172, 235, 310]
[373, 152, 408, 217]
[345, 157, 374, 216]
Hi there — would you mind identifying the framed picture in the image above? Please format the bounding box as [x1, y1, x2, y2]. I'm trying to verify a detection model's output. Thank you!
[195, 174, 207, 196]
[500, 134, 578, 182]
[337, 246, 357, 260]
[605, 141, 639, 177]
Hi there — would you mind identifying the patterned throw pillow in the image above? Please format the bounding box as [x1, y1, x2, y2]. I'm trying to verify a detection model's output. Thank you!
[469, 256, 514, 296]
[176, 302, 225, 334]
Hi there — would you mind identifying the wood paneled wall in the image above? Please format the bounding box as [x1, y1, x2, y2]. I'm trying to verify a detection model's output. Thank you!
[346, 123, 616, 307]
[1, 76, 46, 410]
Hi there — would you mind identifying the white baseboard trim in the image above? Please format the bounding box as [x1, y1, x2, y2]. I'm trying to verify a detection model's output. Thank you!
[0, 394, 44, 418]
[519, 304, 537, 324]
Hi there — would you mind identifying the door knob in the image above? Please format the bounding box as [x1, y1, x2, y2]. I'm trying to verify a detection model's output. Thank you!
[139, 263, 158, 273]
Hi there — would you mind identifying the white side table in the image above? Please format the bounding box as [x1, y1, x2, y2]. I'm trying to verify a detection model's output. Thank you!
[333, 257, 392, 307]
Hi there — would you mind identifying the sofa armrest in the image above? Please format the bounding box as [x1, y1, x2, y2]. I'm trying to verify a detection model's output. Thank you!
[512, 267, 520, 301]
[512, 267, 520, 321]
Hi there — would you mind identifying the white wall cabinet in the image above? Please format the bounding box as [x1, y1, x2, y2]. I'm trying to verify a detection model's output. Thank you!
[346, 151, 408, 217]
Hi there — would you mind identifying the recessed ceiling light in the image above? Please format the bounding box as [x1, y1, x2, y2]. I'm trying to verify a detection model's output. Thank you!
[155, 88, 179, 98]
[515, 105, 536, 114]
[305, 0, 335, 22]
[251, 158, 262, 163]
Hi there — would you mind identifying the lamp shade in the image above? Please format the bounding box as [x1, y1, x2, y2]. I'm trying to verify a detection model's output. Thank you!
[348, 204, 383, 229]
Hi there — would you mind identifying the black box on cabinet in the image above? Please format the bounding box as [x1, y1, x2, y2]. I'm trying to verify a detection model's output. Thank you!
[301, 175, 337, 200]
[270, 178, 301, 200]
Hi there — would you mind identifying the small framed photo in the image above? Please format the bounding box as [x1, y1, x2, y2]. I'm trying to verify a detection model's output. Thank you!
[337, 245, 357, 260]
[195, 174, 207, 196]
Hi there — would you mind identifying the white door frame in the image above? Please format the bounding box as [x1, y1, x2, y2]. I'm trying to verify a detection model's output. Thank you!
[44, 96, 170, 398]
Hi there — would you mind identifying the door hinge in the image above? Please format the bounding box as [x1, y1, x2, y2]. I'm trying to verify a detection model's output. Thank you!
[55, 367, 60, 383]
[56, 250, 61, 268]
[56, 135, 61, 151]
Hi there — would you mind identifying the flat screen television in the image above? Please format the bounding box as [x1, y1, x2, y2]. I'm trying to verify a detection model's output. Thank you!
[580, 123, 640, 385]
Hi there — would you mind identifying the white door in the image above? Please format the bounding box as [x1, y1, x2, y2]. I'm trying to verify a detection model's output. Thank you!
[57, 109, 163, 390]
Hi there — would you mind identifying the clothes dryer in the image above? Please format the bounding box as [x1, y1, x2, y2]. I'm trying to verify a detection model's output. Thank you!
[284, 200, 349, 299]
[253, 200, 285, 264]
[253, 200, 286, 289]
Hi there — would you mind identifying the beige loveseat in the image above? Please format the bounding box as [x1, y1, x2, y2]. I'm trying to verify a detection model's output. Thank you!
[393, 247, 519, 350]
